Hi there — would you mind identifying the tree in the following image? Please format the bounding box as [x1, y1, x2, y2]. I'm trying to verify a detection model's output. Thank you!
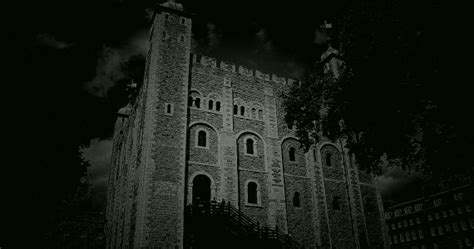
[283, 1, 473, 186]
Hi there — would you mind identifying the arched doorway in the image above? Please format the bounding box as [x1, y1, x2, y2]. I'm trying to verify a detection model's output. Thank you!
[192, 175, 211, 204]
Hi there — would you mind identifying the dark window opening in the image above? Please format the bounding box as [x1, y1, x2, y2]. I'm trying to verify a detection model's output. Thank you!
[289, 147, 296, 162]
[119, 130, 124, 135]
[293, 192, 301, 207]
[325, 153, 332, 166]
[162, 31, 167, 41]
[181, 18, 185, 24]
[197, 130, 207, 147]
[208, 100, 214, 110]
[332, 196, 340, 210]
[188, 96, 193, 106]
[165, 14, 169, 20]
[216, 101, 221, 111]
[195, 98, 201, 108]
[246, 138, 254, 155]
[180, 35, 184, 42]
[240, 106, 245, 116]
[233, 105, 238, 114]
[247, 182, 258, 204]
[251, 108, 256, 118]
[166, 104, 172, 114]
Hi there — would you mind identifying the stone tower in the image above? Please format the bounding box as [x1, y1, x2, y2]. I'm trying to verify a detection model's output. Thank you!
[105, 1, 389, 248]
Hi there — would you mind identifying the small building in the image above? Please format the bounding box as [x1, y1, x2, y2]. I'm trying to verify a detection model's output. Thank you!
[385, 184, 474, 249]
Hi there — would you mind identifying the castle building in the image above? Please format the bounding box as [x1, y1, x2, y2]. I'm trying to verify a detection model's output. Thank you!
[385, 184, 474, 249]
[105, 1, 389, 248]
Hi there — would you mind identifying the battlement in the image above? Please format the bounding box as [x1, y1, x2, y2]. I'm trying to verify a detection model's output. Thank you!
[191, 54, 299, 87]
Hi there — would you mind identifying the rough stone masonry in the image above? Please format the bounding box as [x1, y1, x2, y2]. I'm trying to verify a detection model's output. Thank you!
[105, 1, 390, 248]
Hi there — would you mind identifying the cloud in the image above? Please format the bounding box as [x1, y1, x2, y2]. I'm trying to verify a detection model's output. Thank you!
[255, 28, 275, 54]
[36, 33, 72, 49]
[81, 138, 113, 209]
[377, 166, 423, 201]
[84, 29, 148, 98]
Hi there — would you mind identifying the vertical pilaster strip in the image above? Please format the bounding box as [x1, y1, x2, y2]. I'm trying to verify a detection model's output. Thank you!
[264, 86, 288, 231]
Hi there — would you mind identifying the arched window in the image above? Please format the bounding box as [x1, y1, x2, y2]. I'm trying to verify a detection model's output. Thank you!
[325, 152, 332, 167]
[208, 100, 214, 110]
[195, 98, 201, 108]
[293, 192, 300, 207]
[246, 138, 255, 155]
[216, 101, 221, 111]
[258, 110, 263, 120]
[247, 182, 258, 204]
[233, 105, 238, 115]
[289, 147, 296, 162]
[240, 106, 245, 116]
[166, 104, 172, 114]
[188, 96, 193, 106]
[197, 130, 207, 147]
[332, 196, 340, 210]
[251, 108, 256, 118]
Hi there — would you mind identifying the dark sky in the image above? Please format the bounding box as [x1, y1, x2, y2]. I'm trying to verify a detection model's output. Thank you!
[9, 0, 470, 212]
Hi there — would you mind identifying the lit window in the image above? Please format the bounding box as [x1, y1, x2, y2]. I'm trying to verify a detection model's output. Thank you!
[293, 192, 301, 207]
[247, 182, 258, 205]
[197, 130, 207, 147]
[289, 147, 296, 162]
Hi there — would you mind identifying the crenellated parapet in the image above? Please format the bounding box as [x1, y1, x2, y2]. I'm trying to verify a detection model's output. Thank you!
[191, 54, 300, 87]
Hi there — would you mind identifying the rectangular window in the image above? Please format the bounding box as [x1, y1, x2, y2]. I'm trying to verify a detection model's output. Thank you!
[445, 223, 451, 232]
[418, 229, 424, 239]
[438, 225, 444, 235]
[406, 232, 411, 241]
[453, 222, 459, 232]
[450, 209, 456, 216]
[461, 221, 467, 230]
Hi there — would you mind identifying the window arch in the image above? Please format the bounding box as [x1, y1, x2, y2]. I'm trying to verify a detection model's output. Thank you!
[208, 100, 214, 110]
[216, 101, 221, 111]
[293, 192, 301, 207]
[240, 106, 245, 116]
[233, 105, 238, 115]
[197, 130, 207, 148]
[325, 152, 332, 167]
[289, 147, 296, 162]
[247, 181, 259, 205]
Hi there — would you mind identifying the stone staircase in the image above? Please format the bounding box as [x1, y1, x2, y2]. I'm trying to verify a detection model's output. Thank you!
[184, 200, 304, 249]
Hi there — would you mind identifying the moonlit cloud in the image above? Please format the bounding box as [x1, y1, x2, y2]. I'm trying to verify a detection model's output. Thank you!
[36, 33, 72, 49]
